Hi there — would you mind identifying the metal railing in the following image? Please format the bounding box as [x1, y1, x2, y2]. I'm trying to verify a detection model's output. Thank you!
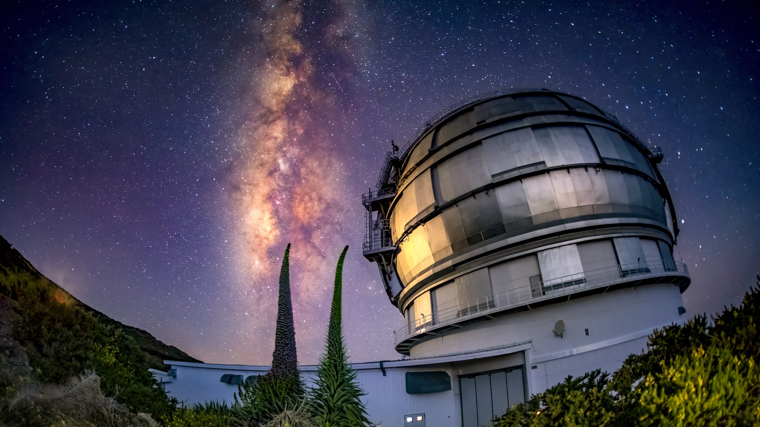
[394, 260, 689, 345]
[362, 187, 396, 204]
[363, 219, 394, 252]
[375, 151, 399, 191]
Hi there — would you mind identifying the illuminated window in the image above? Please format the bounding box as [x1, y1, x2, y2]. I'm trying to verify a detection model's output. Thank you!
[406, 416, 413, 423]
[416, 415, 424, 421]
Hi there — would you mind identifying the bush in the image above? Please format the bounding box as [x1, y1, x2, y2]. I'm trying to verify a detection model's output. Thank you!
[234, 374, 303, 424]
[638, 345, 759, 426]
[263, 399, 316, 427]
[164, 407, 232, 427]
[0, 372, 158, 427]
[0, 269, 177, 421]
[495, 278, 760, 427]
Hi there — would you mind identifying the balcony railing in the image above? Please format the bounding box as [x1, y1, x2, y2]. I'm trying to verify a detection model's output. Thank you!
[363, 219, 394, 252]
[362, 187, 396, 204]
[394, 260, 689, 345]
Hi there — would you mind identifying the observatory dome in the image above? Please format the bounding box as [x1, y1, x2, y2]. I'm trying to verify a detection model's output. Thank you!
[362, 89, 689, 356]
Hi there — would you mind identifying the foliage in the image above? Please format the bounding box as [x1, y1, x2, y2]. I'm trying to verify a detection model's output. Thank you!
[495, 277, 760, 427]
[163, 400, 248, 427]
[0, 268, 177, 421]
[494, 371, 613, 427]
[234, 244, 303, 425]
[164, 403, 235, 427]
[0, 372, 159, 427]
[310, 246, 373, 427]
[638, 345, 759, 427]
[262, 399, 317, 427]
[234, 374, 304, 424]
[164, 409, 230, 427]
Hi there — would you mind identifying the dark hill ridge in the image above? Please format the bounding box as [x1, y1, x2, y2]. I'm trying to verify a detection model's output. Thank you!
[0, 235, 200, 368]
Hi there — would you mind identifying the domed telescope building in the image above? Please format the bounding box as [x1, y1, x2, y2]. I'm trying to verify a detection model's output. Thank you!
[154, 89, 690, 427]
[362, 88, 689, 392]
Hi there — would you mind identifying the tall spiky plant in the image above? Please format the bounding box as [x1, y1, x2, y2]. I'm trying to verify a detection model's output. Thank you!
[234, 244, 303, 423]
[311, 246, 373, 427]
[271, 243, 300, 386]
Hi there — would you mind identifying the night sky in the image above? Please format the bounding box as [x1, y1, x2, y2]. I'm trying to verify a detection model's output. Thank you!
[1, 0, 758, 365]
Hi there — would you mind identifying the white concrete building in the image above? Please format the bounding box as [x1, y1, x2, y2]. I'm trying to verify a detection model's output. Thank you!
[153, 90, 690, 427]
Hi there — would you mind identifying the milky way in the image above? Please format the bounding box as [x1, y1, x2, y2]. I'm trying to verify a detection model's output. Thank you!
[0, 0, 758, 364]
[229, 0, 362, 359]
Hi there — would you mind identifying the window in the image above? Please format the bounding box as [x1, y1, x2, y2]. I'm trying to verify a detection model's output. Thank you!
[219, 374, 243, 385]
[406, 372, 451, 394]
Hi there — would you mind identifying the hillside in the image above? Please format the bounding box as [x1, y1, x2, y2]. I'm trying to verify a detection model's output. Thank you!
[0, 235, 204, 422]
[0, 235, 200, 369]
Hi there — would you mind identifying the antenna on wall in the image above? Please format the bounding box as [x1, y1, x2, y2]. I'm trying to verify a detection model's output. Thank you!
[553, 320, 565, 338]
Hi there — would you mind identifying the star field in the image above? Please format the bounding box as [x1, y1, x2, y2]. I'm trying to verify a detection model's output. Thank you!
[0, 0, 758, 365]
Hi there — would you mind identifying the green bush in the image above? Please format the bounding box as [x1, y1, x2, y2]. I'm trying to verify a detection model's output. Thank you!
[0, 372, 159, 427]
[164, 407, 231, 427]
[495, 278, 760, 427]
[0, 269, 177, 421]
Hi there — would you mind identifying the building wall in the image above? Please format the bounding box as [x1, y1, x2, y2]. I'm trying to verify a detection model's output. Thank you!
[160, 364, 272, 407]
[530, 334, 649, 393]
[410, 283, 682, 359]
[158, 352, 528, 427]
[409, 283, 684, 394]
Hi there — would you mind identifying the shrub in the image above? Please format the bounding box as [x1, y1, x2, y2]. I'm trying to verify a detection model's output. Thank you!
[264, 399, 316, 427]
[0, 268, 177, 421]
[496, 277, 760, 427]
[0, 372, 158, 427]
[164, 407, 232, 427]
[638, 345, 759, 426]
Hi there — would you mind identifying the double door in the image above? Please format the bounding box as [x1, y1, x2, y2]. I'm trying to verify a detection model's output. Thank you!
[460, 367, 525, 427]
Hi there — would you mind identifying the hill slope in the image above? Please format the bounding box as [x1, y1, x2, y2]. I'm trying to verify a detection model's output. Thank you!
[0, 235, 200, 369]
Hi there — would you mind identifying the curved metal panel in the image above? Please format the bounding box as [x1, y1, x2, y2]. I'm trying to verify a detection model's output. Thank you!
[474, 96, 521, 124]
[489, 254, 540, 299]
[423, 215, 451, 261]
[432, 281, 457, 320]
[438, 108, 476, 147]
[407, 131, 434, 167]
[534, 126, 599, 166]
[482, 127, 543, 177]
[440, 206, 467, 252]
[391, 170, 435, 239]
[457, 192, 502, 243]
[414, 169, 435, 212]
[538, 245, 584, 284]
[587, 125, 655, 179]
[494, 180, 531, 224]
[557, 95, 602, 115]
[514, 95, 567, 113]
[523, 173, 559, 216]
[549, 170, 579, 209]
[455, 268, 492, 308]
[400, 226, 433, 279]
[436, 144, 490, 202]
